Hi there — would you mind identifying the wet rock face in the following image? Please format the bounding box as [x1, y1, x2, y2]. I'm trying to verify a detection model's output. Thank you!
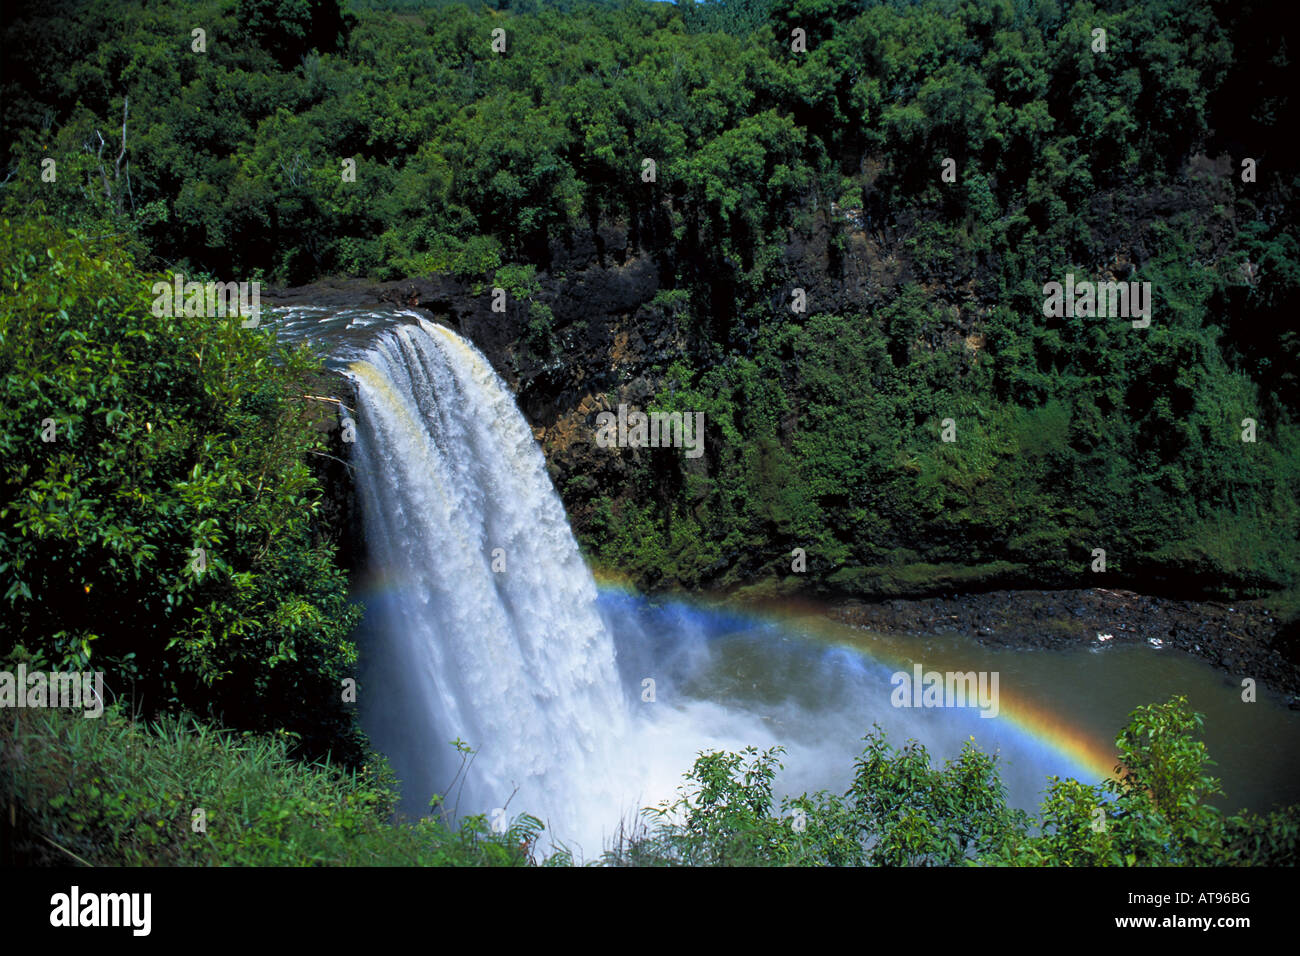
[366, 225, 668, 386]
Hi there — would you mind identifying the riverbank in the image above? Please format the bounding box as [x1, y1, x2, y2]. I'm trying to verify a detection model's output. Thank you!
[828, 587, 1300, 704]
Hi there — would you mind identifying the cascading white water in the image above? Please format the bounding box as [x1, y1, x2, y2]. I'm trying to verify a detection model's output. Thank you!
[346, 315, 634, 848]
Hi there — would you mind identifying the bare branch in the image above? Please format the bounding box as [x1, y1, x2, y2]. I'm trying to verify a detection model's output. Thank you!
[89, 130, 112, 201]
[306, 450, 355, 472]
[302, 395, 356, 413]
[114, 97, 128, 190]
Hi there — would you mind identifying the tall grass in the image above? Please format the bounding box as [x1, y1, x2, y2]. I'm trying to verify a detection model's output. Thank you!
[0, 705, 544, 866]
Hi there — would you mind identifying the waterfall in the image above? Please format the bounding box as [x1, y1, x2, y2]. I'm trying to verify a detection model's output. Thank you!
[334, 309, 1114, 859]
[346, 316, 632, 849]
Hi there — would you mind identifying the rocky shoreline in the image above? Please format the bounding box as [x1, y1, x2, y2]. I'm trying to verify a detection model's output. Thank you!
[828, 587, 1300, 705]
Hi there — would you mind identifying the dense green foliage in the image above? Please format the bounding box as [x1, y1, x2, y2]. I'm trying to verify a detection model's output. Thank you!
[4, 0, 1292, 597]
[0, 217, 362, 760]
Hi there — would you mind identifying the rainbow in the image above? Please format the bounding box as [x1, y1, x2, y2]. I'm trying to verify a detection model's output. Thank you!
[591, 570, 1120, 786]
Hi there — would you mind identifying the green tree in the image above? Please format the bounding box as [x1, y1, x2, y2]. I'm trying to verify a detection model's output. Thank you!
[0, 215, 362, 762]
